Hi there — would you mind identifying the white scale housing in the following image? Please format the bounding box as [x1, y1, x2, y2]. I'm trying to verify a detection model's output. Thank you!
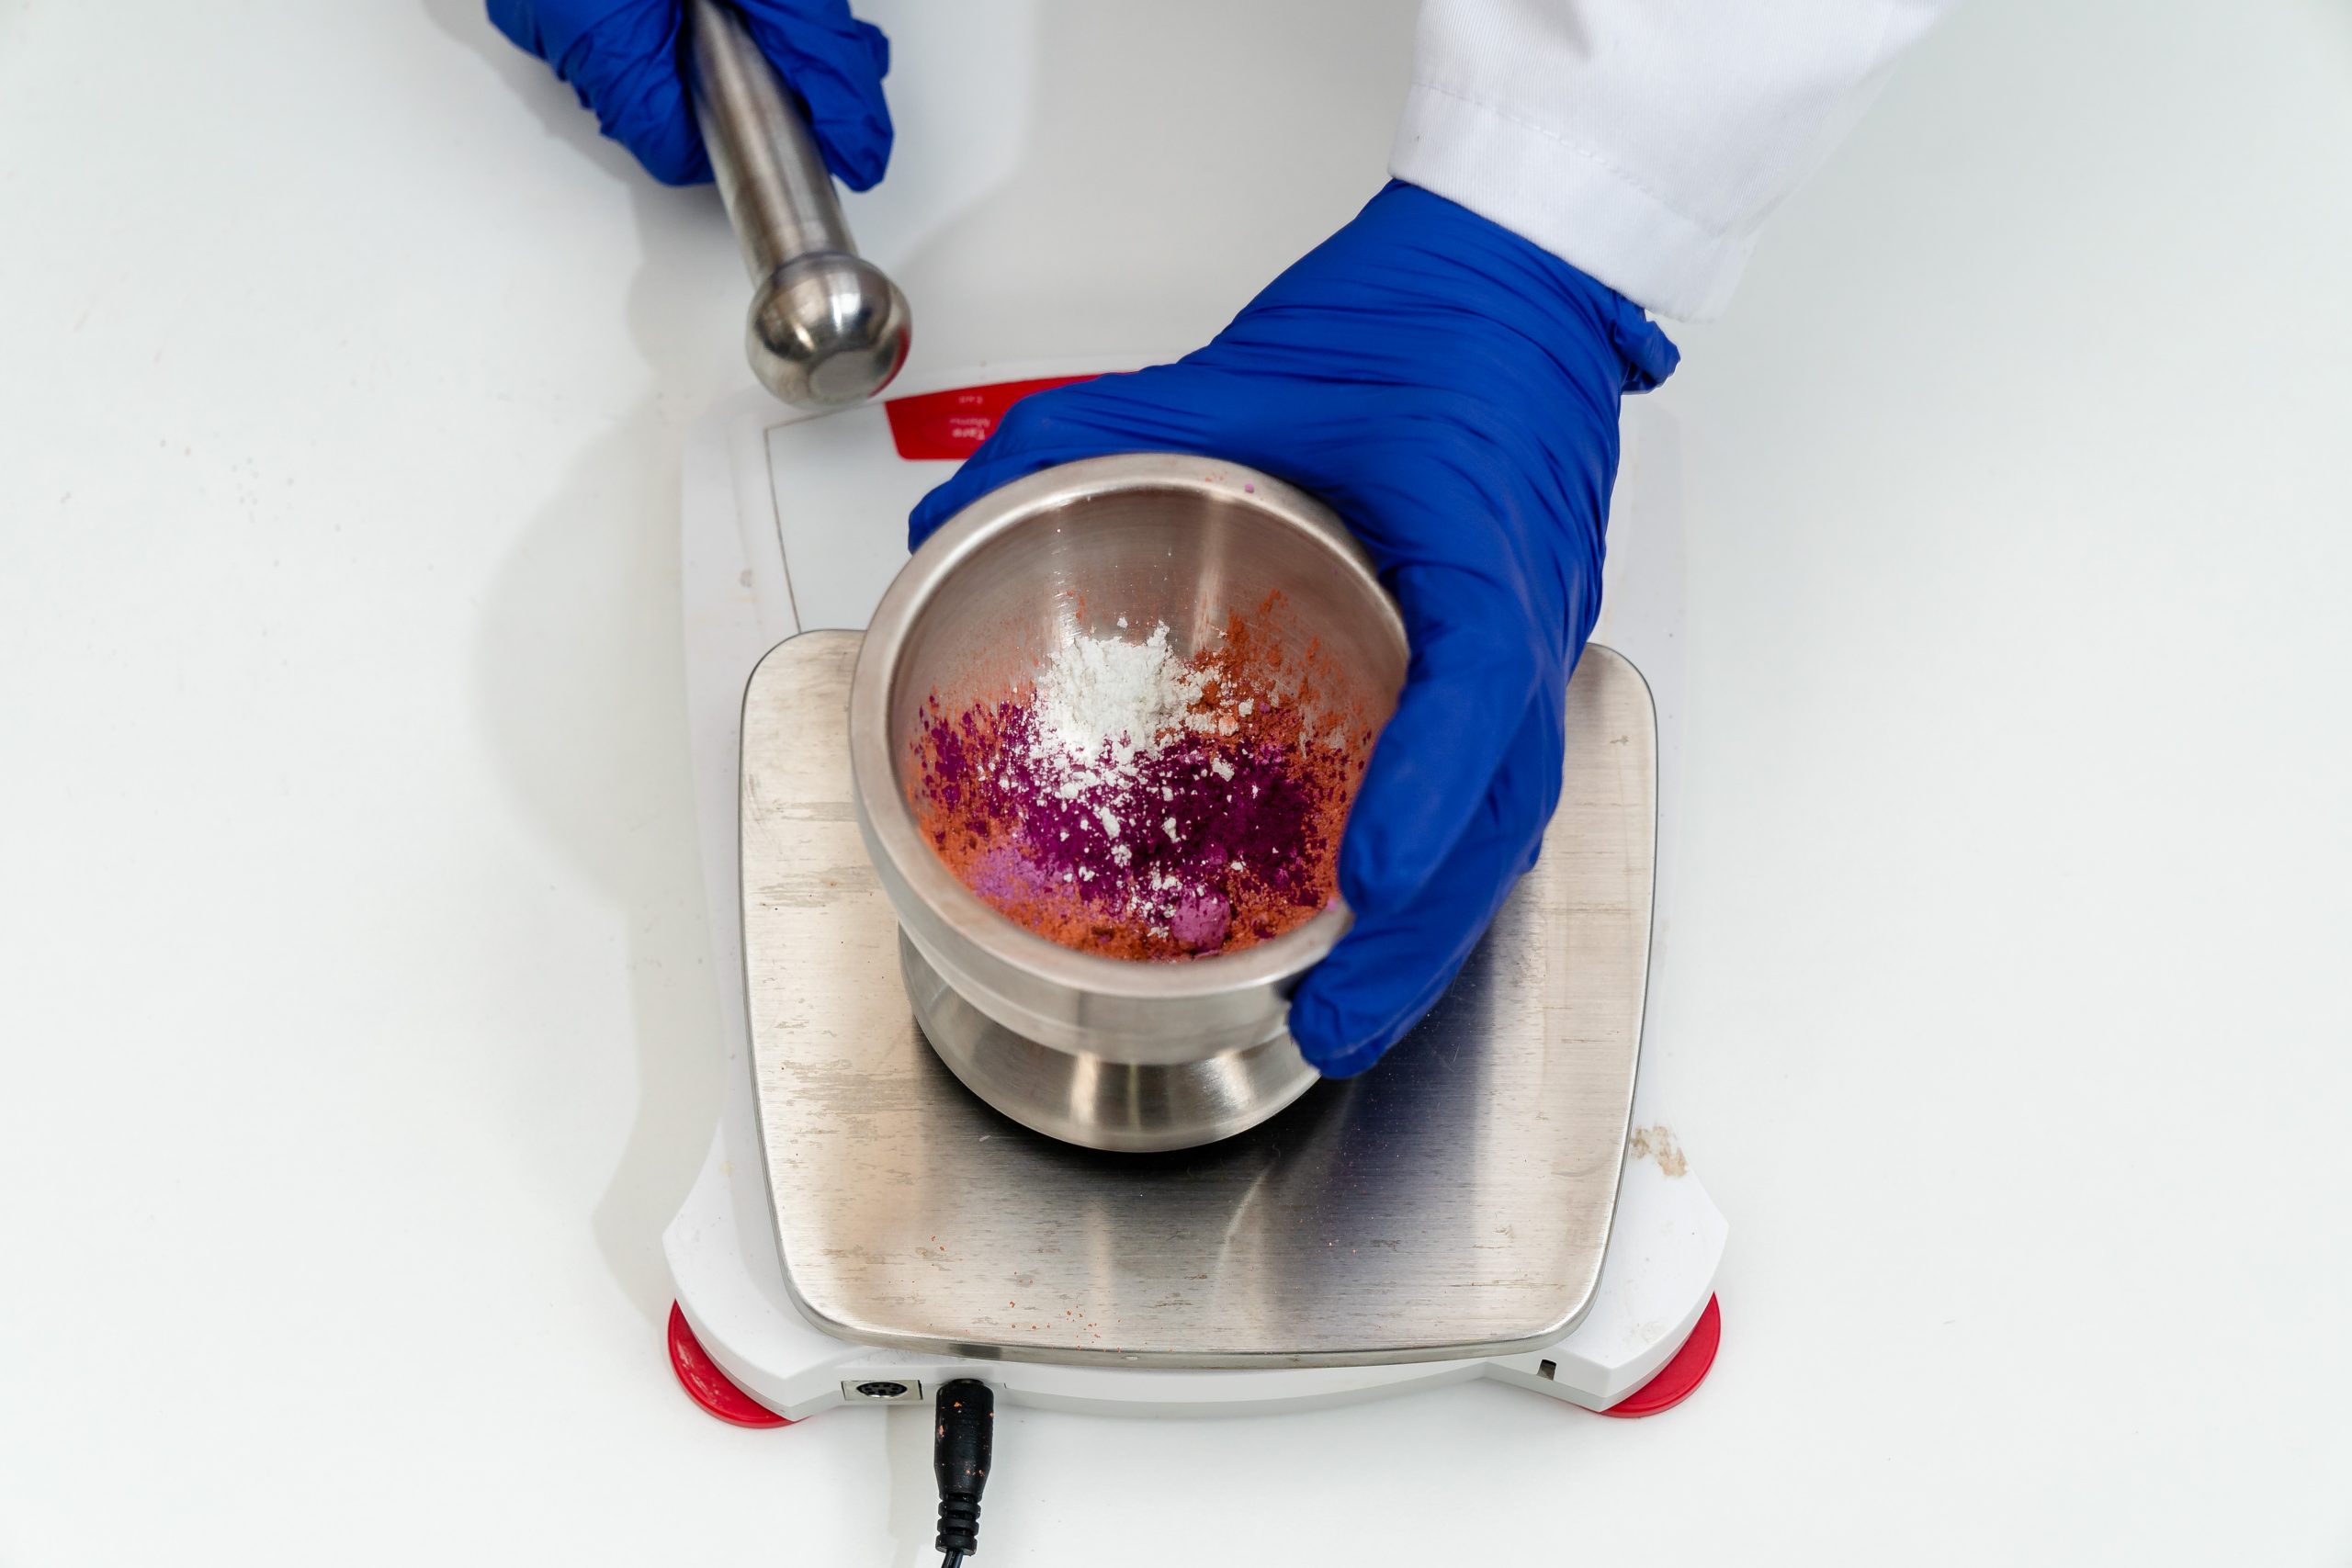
[665, 362, 1724, 1423]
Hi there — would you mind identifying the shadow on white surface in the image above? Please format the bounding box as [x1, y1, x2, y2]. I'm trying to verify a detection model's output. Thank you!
[464, 394, 729, 1326]
[878, 0, 1414, 372]
[424, 0, 736, 1326]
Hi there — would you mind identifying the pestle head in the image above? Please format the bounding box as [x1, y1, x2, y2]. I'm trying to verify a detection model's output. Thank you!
[745, 252, 912, 410]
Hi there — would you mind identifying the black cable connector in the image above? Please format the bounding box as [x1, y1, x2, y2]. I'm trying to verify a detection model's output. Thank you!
[933, 1379, 994, 1568]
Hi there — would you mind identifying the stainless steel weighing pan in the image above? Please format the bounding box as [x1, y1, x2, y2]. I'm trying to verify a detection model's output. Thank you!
[739, 632, 1657, 1367]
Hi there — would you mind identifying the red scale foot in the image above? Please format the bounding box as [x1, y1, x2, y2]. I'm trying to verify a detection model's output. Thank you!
[667, 1303, 792, 1427]
[1596, 1293, 1722, 1418]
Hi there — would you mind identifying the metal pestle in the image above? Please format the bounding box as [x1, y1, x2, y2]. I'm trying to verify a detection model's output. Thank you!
[685, 0, 911, 408]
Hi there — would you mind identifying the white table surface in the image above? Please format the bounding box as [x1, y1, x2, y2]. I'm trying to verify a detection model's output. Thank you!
[5, 2, 2349, 1563]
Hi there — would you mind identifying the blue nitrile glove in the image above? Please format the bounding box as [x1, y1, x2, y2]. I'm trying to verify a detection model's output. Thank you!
[489, 0, 891, 188]
[908, 183, 1678, 1078]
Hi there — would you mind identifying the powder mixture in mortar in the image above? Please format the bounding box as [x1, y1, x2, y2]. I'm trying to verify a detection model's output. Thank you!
[913, 606, 1368, 960]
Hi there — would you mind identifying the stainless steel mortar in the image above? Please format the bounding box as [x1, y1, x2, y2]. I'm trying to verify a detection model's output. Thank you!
[848, 455, 1408, 1151]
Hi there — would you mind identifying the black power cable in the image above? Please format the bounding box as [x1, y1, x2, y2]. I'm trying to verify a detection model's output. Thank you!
[933, 1379, 994, 1568]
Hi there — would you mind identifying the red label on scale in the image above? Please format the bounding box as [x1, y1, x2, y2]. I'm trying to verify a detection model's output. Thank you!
[885, 376, 1100, 460]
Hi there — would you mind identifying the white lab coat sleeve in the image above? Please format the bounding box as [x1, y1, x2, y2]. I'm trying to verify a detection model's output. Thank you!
[1391, 0, 1958, 319]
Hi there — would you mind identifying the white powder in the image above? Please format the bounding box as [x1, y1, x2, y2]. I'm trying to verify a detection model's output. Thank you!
[1026, 621, 1209, 772]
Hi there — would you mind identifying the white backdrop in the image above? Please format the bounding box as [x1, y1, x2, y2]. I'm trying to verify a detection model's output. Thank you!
[2, 1, 2347, 1563]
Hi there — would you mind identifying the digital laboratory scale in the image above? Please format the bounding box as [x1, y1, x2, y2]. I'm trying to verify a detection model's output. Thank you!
[662, 361, 1727, 1427]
